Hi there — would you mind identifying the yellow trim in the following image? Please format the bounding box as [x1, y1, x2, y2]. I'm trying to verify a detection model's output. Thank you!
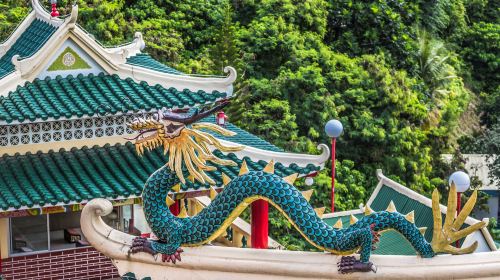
[181, 195, 358, 255]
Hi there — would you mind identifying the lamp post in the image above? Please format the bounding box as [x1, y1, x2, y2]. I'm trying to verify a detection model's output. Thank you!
[325, 120, 343, 213]
[449, 171, 470, 247]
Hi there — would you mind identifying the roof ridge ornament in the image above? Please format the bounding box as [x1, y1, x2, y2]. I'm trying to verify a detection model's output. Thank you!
[222, 66, 237, 85]
[68, 3, 79, 28]
[50, 0, 60, 17]
[134, 32, 146, 51]
[32, 0, 69, 27]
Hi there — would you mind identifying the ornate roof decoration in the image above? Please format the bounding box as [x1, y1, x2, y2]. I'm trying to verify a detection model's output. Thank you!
[0, 0, 236, 95]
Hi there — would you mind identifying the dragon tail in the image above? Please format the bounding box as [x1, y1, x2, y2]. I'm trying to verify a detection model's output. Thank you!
[187, 161, 487, 263]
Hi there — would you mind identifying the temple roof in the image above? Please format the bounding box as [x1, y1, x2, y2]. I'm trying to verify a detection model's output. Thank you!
[0, 19, 56, 78]
[0, 74, 227, 123]
[322, 171, 497, 254]
[0, 142, 320, 211]
[0, 0, 329, 212]
[126, 54, 183, 75]
[0, 1, 235, 96]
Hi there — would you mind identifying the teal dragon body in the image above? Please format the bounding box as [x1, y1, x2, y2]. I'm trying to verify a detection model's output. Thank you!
[127, 102, 486, 273]
[141, 166, 435, 262]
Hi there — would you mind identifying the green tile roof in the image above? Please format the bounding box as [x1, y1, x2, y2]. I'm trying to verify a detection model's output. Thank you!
[201, 116, 283, 152]
[126, 53, 182, 75]
[0, 142, 320, 210]
[0, 73, 228, 123]
[0, 19, 56, 78]
[323, 185, 452, 256]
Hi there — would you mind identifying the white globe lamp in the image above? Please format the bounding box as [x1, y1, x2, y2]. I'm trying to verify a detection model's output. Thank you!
[449, 171, 470, 193]
[305, 177, 314, 186]
[325, 120, 343, 138]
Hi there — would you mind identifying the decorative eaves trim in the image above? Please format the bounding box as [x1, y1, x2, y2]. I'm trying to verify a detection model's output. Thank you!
[70, 26, 237, 94]
[1, 195, 140, 213]
[0, 21, 236, 98]
[7, 5, 79, 85]
[216, 140, 330, 169]
[369, 169, 497, 252]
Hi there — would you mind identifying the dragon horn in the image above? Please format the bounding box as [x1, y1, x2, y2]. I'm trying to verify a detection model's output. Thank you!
[364, 205, 374, 216]
[314, 207, 326, 218]
[178, 200, 189, 218]
[166, 196, 175, 207]
[283, 173, 298, 185]
[209, 187, 218, 200]
[405, 211, 415, 223]
[162, 100, 230, 125]
[221, 173, 231, 186]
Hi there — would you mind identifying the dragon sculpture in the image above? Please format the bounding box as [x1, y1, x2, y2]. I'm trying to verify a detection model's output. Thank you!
[127, 101, 486, 273]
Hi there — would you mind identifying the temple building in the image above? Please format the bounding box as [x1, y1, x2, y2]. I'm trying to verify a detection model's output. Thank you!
[2, 2, 497, 280]
[323, 170, 497, 255]
[0, 1, 328, 279]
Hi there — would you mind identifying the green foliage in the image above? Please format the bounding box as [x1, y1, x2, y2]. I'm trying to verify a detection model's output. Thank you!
[460, 22, 500, 94]
[325, 0, 419, 66]
[1, 0, 498, 250]
[0, 1, 29, 39]
[488, 218, 500, 240]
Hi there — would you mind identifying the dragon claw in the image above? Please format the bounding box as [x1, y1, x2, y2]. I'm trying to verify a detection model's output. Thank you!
[431, 185, 487, 254]
[161, 248, 184, 264]
[129, 237, 184, 264]
[337, 256, 377, 274]
[129, 237, 156, 255]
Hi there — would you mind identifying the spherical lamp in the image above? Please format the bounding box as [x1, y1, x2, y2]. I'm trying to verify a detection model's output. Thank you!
[325, 120, 343, 138]
[324, 119, 343, 213]
[305, 177, 314, 186]
[449, 171, 470, 193]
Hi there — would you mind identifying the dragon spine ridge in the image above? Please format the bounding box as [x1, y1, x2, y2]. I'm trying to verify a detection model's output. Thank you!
[141, 165, 435, 264]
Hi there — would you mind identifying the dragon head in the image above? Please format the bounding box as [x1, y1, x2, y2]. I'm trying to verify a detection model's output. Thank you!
[127, 100, 244, 185]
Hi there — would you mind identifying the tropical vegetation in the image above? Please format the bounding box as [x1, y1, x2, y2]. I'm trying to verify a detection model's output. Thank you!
[1, 0, 498, 249]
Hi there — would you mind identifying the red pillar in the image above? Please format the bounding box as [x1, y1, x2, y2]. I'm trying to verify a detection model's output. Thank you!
[456, 192, 462, 247]
[251, 199, 268, 249]
[331, 137, 337, 213]
[170, 200, 180, 216]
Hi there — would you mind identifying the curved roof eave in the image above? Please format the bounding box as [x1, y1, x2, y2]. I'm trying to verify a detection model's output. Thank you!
[0, 1, 236, 96]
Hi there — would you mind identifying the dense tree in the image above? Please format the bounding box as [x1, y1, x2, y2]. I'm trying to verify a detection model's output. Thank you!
[1, 0, 498, 248]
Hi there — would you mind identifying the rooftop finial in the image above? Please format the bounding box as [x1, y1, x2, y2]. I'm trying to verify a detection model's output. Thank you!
[50, 0, 60, 17]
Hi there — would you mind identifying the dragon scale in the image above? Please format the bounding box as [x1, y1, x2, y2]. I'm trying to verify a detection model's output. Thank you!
[128, 102, 486, 273]
[143, 166, 435, 262]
